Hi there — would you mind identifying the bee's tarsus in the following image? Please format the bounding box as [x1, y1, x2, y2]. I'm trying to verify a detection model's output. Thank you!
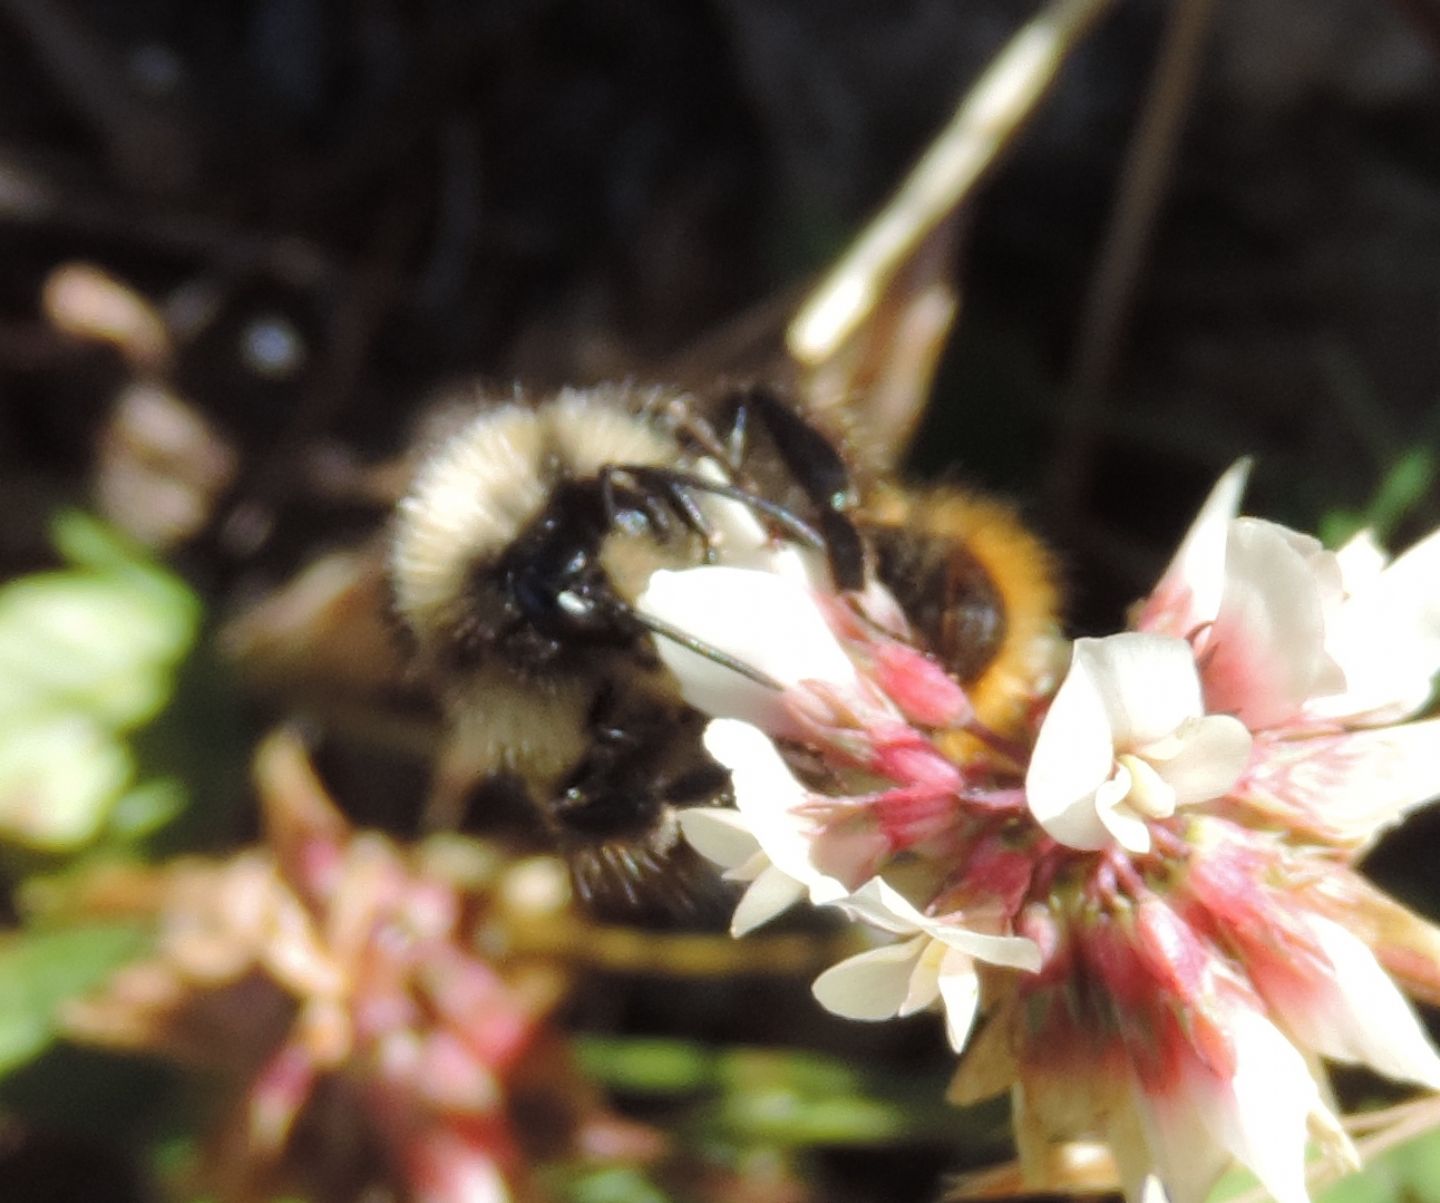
[632, 467, 827, 551]
[818, 508, 868, 592]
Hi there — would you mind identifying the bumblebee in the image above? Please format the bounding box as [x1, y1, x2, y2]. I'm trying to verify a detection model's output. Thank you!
[388, 381, 1059, 918]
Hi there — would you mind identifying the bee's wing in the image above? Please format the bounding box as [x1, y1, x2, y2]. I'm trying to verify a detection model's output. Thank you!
[789, 214, 964, 476]
[662, 212, 964, 478]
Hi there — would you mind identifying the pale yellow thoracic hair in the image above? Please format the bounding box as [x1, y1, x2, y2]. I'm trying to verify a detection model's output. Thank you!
[389, 385, 685, 656]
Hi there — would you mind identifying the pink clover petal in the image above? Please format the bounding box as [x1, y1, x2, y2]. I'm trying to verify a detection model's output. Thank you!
[1133, 1088, 1236, 1203]
[1135, 1004, 1340, 1203]
[871, 641, 972, 727]
[1240, 719, 1440, 849]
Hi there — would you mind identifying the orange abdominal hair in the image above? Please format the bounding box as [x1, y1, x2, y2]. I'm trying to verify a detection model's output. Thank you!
[861, 483, 1063, 743]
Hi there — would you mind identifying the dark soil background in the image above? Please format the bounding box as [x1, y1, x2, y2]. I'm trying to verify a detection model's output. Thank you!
[0, 1, 1437, 1201]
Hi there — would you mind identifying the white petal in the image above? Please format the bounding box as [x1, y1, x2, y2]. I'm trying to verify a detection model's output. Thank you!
[1134, 1089, 1235, 1203]
[1108, 1099, 1178, 1203]
[704, 718, 806, 822]
[1151, 714, 1252, 805]
[898, 941, 943, 1016]
[637, 567, 857, 733]
[928, 925, 1043, 972]
[1078, 633, 1205, 748]
[1318, 526, 1440, 723]
[1354, 525, 1440, 637]
[1091, 758, 1152, 852]
[1296, 915, 1440, 1088]
[702, 719, 847, 904]
[837, 877, 1042, 971]
[1028, 634, 1204, 851]
[832, 875, 926, 934]
[1096, 799, 1152, 856]
[1118, 755, 1176, 820]
[1025, 645, 1119, 851]
[811, 936, 926, 1020]
[1205, 519, 1343, 728]
[724, 850, 770, 884]
[1334, 529, 1387, 591]
[936, 946, 982, 1052]
[1214, 1008, 1322, 1203]
[731, 864, 806, 936]
[675, 806, 759, 872]
[1137, 459, 1251, 638]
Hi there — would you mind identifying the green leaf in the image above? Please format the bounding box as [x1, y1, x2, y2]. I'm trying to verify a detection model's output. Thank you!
[577, 1036, 968, 1150]
[0, 512, 202, 852]
[0, 924, 148, 1078]
[0, 713, 134, 849]
[1320, 448, 1437, 548]
[578, 1036, 719, 1095]
[561, 1167, 674, 1203]
[1319, 1122, 1440, 1203]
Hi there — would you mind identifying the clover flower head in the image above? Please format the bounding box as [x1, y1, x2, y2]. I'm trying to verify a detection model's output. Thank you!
[654, 461, 1440, 1203]
[63, 732, 642, 1203]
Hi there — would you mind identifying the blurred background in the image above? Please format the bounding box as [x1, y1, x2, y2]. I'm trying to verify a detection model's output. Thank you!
[0, 2, 1437, 1201]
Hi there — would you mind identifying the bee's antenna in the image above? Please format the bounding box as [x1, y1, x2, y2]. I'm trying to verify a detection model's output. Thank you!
[626, 607, 784, 692]
[625, 467, 828, 551]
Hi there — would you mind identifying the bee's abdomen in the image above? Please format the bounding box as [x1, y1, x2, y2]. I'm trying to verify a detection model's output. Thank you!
[867, 524, 1007, 686]
[861, 485, 1062, 736]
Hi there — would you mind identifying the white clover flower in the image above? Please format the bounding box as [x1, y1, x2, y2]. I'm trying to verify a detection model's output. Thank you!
[1307, 525, 1440, 725]
[647, 456, 1440, 1203]
[1136, 461, 1440, 729]
[1025, 633, 1252, 853]
[676, 718, 848, 935]
[811, 876, 1040, 1052]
